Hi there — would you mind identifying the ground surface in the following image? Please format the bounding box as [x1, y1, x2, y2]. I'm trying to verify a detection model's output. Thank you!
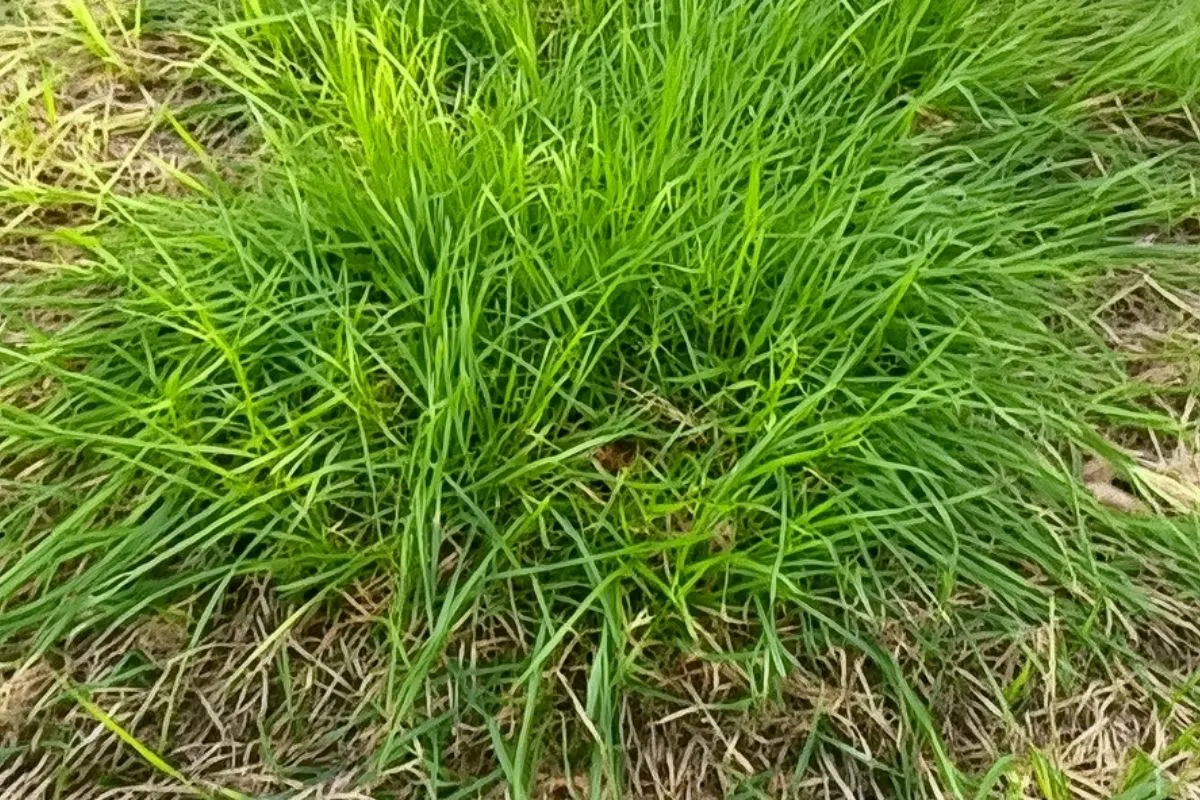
[2, 1, 1200, 798]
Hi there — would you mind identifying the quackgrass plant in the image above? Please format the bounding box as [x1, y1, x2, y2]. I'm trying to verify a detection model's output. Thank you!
[2, 0, 1199, 795]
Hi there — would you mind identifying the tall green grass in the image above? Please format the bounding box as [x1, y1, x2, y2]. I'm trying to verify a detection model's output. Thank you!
[3, 0, 1200, 794]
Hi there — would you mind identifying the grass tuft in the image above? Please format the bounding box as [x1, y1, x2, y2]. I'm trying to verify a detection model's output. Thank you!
[2, 0, 1200, 796]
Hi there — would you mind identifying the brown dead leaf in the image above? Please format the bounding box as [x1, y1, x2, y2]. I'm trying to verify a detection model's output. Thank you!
[912, 107, 957, 135]
[594, 439, 638, 474]
[709, 519, 736, 552]
[1083, 457, 1148, 514]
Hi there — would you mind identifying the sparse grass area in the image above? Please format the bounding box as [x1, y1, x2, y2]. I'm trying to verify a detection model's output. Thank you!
[3, 0, 1200, 797]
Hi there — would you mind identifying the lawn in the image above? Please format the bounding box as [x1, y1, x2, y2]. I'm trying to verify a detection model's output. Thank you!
[2, 0, 1200, 797]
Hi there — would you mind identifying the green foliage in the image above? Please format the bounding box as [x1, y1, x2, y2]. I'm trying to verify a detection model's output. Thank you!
[3, 0, 1200, 795]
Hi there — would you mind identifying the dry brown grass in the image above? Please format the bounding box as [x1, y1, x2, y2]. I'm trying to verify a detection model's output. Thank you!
[1083, 92, 1200, 149]
[1085, 271, 1200, 515]
[1, 0, 258, 271]
[622, 603, 1200, 799]
[0, 580, 395, 799]
[3, 583, 1198, 799]
[1, 1, 255, 186]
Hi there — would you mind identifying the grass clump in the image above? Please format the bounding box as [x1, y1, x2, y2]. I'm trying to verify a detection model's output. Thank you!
[2, 0, 1200, 796]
